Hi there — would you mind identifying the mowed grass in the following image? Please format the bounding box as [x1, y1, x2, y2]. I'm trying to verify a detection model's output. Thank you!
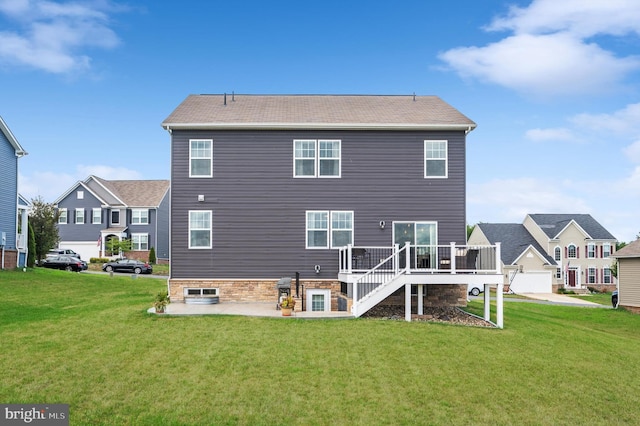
[1, 269, 639, 425]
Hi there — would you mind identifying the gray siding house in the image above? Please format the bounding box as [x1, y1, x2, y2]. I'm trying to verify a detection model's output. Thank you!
[162, 94, 504, 323]
[53, 176, 170, 262]
[612, 239, 640, 314]
[0, 116, 28, 269]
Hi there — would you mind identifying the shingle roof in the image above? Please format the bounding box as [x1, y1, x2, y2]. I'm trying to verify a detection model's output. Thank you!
[613, 238, 640, 258]
[528, 214, 616, 240]
[92, 176, 169, 207]
[477, 223, 557, 266]
[162, 94, 476, 131]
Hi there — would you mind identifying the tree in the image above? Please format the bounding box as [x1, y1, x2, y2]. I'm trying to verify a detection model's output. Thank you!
[148, 246, 156, 264]
[105, 238, 132, 258]
[29, 196, 59, 262]
[27, 222, 36, 267]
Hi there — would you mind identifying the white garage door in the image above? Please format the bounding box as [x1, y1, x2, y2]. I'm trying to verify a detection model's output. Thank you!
[59, 242, 100, 261]
[509, 271, 552, 294]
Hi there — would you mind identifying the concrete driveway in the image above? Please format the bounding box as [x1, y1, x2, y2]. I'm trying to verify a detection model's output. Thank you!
[517, 293, 607, 307]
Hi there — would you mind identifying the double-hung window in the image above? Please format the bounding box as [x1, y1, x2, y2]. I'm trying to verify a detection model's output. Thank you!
[588, 267, 596, 284]
[306, 211, 353, 249]
[587, 243, 596, 258]
[92, 208, 101, 224]
[58, 208, 67, 224]
[132, 209, 149, 225]
[604, 267, 612, 284]
[190, 139, 213, 177]
[294, 140, 341, 178]
[424, 140, 447, 178]
[131, 233, 149, 251]
[75, 208, 85, 224]
[603, 243, 611, 258]
[189, 210, 212, 249]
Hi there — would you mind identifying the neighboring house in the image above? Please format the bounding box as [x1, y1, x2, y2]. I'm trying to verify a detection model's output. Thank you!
[162, 94, 504, 323]
[0, 116, 28, 269]
[469, 214, 617, 293]
[53, 176, 170, 262]
[611, 238, 640, 314]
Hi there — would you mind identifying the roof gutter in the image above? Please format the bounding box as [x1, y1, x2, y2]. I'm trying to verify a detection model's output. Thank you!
[161, 122, 477, 132]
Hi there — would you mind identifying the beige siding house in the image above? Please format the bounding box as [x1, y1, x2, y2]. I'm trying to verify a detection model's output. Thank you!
[612, 239, 640, 314]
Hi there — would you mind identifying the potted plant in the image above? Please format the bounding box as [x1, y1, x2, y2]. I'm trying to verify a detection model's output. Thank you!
[154, 290, 169, 314]
[280, 295, 296, 316]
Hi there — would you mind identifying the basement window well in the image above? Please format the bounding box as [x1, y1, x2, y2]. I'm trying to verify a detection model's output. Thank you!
[184, 288, 219, 304]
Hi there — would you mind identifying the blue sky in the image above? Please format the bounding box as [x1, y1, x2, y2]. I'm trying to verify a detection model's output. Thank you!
[2, 0, 640, 242]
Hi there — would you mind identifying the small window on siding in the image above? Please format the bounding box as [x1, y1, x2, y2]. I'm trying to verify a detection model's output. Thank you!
[92, 208, 101, 224]
[58, 208, 67, 224]
[75, 208, 85, 224]
[554, 247, 561, 262]
[587, 243, 596, 258]
[190, 139, 213, 177]
[77, 190, 84, 199]
[424, 140, 448, 178]
[132, 209, 149, 225]
[603, 243, 611, 258]
[189, 210, 212, 249]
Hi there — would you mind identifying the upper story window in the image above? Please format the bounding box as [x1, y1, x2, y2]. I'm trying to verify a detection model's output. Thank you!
[424, 140, 448, 178]
[111, 210, 120, 225]
[189, 210, 212, 249]
[306, 210, 353, 249]
[132, 209, 149, 225]
[92, 208, 101, 224]
[587, 243, 596, 258]
[554, 247, 561, 262]
[75, 208, 85, 224]
[58, 208, 67, 224]
[190, 139, 213, 177]
[294, 140, 341, 178]
[567, 244, 577, 259]
[603, 243, 611, 258]
[77, 190, 84, 199]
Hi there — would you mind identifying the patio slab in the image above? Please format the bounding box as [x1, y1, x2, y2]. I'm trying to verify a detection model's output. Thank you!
[148, 302, 354, 318]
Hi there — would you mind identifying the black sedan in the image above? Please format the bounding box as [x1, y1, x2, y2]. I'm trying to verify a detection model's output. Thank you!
[40, 255, 88, 272]
[102, 259, 153, 274]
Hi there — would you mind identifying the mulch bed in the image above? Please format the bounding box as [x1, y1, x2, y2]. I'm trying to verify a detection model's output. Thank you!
[362, 305, 494, 327]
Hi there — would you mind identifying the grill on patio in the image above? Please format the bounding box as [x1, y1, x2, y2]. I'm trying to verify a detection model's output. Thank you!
[275, 277, 291, 310]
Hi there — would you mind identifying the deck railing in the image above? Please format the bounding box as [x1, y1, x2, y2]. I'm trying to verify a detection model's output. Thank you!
[339, 242, 500, 275]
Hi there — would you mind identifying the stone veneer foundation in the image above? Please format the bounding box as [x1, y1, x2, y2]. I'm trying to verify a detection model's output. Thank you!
[170, 278, 342, 310]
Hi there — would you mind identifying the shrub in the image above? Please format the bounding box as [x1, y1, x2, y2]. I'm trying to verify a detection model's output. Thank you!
[90, 257, 110, 264]
[148, 247, 156, 264]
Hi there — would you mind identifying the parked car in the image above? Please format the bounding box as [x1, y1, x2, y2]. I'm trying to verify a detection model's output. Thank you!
[40, 255, 87, 272]
[102, 259, 153, 274]
[468, 284, 483, 297]
[47, 248, 80, 259]
[612, 290, 618, 308]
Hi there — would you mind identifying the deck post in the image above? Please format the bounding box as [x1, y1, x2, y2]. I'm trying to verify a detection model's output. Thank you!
[484, 283, 491, 321]
[347, 244, 353, 273]
[405, 282, 411, 322]
[405, 241, 411, 274]
[417, 285, 424, 315]
[495, 242, 501, 274]
[450, 242, 456, 274]
[496, 283, 504, 328]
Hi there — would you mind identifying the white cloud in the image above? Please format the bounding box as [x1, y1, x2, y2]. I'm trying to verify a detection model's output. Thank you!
[0, 0, 122, 73]
[439, 0, 640, 97]
[19, 164, 142, 202]
[623, 140, 640, 164]
[570, 102, 640, 134]
[525, 127, 578, 143]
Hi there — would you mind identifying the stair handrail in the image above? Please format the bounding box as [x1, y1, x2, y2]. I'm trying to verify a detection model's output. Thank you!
[353, 243, 407, 304]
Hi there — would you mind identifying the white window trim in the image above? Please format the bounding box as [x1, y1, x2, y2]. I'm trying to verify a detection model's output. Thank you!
[306, 211, 329, 249]
[587, 243, 596, 258]
[306, 289, 331, 312]
[75, 208, 85, 224]
[189, 210, 212, 249]
[330, 210, 354, 249]
[189, 139, 213, 178]
[131, 208, 149, 225]
[554, 246, 562, 262]
[92, 208, 101, 224]
[604, 267, 612, 284]
[293, 139, 341, 178]
[603, 243, 611, 258]
[131, 233, 149, 251]
[111, 210, 121, 225]
[305, 210, 353, 249]
[567, 244, 577, 259]
[587, 266, 597, 284]
[424, 140, 448, 179]
[77, 190, 84, 199]
[58, 208, 67, 224]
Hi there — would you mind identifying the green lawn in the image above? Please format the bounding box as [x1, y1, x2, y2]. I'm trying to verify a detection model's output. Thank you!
[1, 269, 638, 425]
